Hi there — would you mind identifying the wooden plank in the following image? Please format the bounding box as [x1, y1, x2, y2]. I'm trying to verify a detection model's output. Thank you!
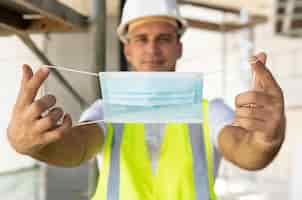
[0, 17, 87, 35]
[0, 6, 30, 29]
[26, 18, 87, 33]
[10, 0, 88, 28]
[57, 0, 90, 16]
[180, 0, 239, 13]
[0, 0, 89, 35]
[186, 18, 261, 32]
[180, 0, 273, 17]
[0, 0, 35, 14]
[180, 0, 269, 29]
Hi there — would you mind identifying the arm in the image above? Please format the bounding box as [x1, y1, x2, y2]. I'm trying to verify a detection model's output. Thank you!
[218, 53, 286, 171]
[7, 65, 104, 168]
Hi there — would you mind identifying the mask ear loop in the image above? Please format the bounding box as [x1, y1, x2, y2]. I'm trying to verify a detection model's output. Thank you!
[45, 65, 100, 77]
[44, 65, 105, 126]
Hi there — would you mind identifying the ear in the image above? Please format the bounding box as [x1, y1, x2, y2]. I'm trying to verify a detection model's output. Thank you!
[124, 43, 131, 62]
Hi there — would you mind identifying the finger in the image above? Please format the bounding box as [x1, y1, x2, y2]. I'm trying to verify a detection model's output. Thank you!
[42, 114, 72, 144]
[252, 52, 267, 91]
[235, 106, 271, 122]
[15, 65, 34, 110]
[34, 107, 64, 133]
[233, 117, 267, 132]
[249, 55, 281, 97]
[256, 52, 267, 65]
[23, 67, 50, 104]
[21, 64, 34, 88]
[235, 91, 274, 108]
[26, 95, 56, 120]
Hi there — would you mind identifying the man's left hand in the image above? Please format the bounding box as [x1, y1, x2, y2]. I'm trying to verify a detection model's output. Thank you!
[219, 52, 286, 170]
[233, 52, 285, 149]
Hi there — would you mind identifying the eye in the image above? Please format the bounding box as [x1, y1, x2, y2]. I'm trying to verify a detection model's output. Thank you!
[157, 35, 174, 43]
[133, 36, 148, 44]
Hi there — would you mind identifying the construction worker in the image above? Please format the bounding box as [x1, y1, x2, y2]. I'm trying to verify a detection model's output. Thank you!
[7, 0, 286, 199]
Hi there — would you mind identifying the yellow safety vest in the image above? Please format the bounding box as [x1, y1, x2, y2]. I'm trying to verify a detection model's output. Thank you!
[92, 100, 217, 200]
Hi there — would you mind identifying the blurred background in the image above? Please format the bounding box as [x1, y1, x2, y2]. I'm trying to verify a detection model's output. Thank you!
[0, 0, 302, 199]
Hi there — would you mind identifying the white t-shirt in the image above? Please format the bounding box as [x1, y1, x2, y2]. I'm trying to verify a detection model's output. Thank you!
[80, 98, 234, 175]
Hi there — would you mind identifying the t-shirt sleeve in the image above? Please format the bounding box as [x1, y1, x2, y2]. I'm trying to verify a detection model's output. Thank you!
[208, 98, 234, 149]
[79, 99, 107, 134]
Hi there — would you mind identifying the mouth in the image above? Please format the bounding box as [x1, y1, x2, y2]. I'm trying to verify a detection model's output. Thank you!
[143, 60, 165, 66]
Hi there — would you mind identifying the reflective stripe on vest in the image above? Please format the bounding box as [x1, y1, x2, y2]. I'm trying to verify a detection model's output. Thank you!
[92, 100, 217, 200]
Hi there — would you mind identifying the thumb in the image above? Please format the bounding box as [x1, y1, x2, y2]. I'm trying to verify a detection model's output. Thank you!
[256, 52, 267, 65]
[250, 52, 267, 91]
[249, 53, 281, 96]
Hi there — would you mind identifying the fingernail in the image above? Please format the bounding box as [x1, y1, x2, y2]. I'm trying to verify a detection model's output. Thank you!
[53, 109, 63, 118]
[64, 114, 70, 120]
[249, 56, 258, 64]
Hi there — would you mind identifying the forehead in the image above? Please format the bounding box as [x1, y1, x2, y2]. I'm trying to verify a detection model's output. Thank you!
[128, 21, 178, 37]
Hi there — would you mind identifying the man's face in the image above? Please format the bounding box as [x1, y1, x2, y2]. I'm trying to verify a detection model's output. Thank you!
[124, 21, 183, 72]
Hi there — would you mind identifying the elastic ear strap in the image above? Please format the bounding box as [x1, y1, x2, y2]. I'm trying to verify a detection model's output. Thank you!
[45, 65, 99, 77]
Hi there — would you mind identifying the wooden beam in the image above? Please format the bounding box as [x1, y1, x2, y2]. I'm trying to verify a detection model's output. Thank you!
[180, 1, 269, 27]
[0, 17, 87, 35]
[186, 17, 267, 32]
[180, 0, 239, 13]
[57, 0, 90, 16]
[0, 6, 29, 29]
[0, 0, 90, 35]
[180, 0, 271, 18]
[10, 0, 89, 28]
[26, 18, 87, 33]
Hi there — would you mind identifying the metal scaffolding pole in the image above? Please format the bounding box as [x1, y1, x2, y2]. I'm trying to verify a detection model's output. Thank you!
[88, 0, 107, 197]
[93, 0, 107, 74]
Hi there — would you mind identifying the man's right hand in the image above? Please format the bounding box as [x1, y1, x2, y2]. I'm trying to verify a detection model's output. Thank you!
[7, 64, 72, 156]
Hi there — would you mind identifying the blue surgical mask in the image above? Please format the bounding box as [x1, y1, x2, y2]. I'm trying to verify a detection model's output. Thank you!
[99, 72, 204, 123]
[43, 66, 205, 124]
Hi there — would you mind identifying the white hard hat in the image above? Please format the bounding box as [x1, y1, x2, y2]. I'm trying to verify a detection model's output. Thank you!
[117, 0, 188, 43]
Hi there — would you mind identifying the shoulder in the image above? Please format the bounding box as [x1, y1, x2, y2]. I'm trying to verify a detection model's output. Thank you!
[79, 99, 104, 122]
[90, 99, 103, 109]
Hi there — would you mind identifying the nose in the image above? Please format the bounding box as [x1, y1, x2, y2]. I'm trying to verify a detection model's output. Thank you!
[145, 40, 160, 55]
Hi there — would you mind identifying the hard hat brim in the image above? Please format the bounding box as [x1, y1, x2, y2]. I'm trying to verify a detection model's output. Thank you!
[117, 15, 188, 43]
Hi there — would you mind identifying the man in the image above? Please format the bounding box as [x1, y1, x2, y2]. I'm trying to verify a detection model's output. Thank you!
[7, 0, 286, 199]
